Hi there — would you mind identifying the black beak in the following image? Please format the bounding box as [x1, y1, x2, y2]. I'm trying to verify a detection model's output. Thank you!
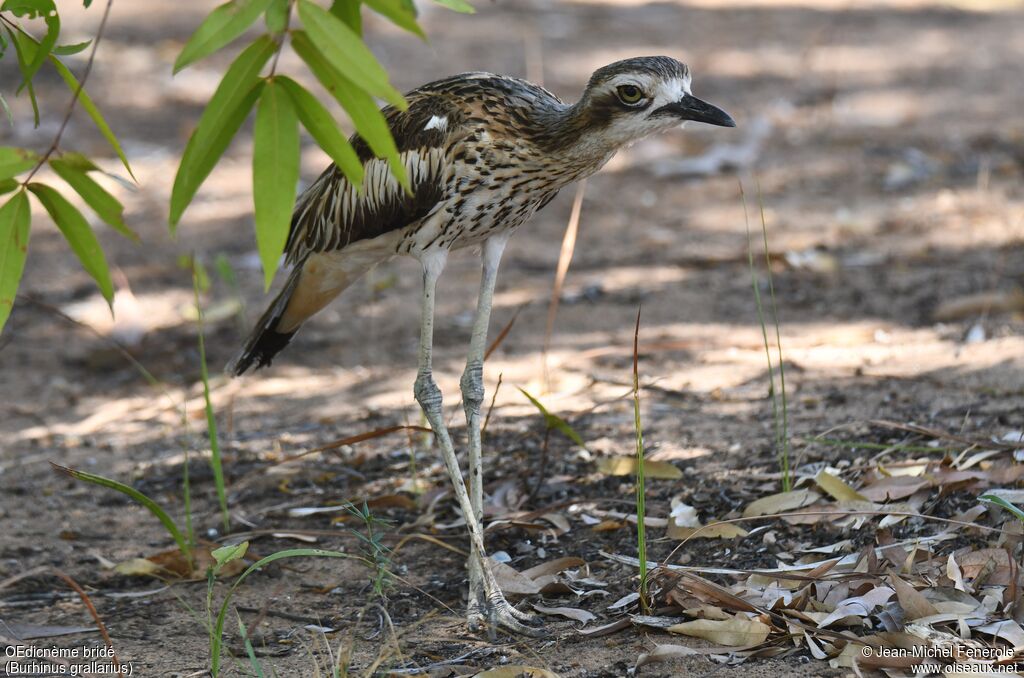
[657, 93, 736, 127]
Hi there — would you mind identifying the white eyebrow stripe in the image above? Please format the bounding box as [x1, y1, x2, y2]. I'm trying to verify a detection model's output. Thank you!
[424, 115, 447, 131]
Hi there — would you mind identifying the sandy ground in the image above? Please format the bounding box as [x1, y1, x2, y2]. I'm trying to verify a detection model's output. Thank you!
[1, 0, 1023, 675]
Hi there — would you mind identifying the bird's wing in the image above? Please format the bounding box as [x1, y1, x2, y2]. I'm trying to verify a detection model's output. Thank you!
[285, 91, 465, 265]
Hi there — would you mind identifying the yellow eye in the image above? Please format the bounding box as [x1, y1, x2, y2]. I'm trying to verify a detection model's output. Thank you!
[616, 84, 644, 105]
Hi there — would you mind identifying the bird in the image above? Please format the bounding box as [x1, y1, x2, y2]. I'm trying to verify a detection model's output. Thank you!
[227, 55, 734, 636]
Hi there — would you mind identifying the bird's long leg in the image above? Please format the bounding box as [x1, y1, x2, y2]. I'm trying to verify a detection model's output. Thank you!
[459, 235, 511, 626]
[413, 248, 540, 637]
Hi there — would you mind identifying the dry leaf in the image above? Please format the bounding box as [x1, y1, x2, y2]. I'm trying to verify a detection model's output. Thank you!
[815, 470, 867, 502]
[473, 666, 559, 678]
[490, 559, 541, 596]
[818, 586, 895, 628]
[975, 620, 1024, 650]
[890, 574, 938, 620]
[521, 557, 585, 581]
[859, 476, 930, 502]
[532, 603, 596, 624]
[667, 617, 771, 647]
[634, 644, 701, 670]
[667, 522, 749, 540]
[595, 456, 682, 479]
[743, 489, 822, 518]
[114, 558, 162, 576]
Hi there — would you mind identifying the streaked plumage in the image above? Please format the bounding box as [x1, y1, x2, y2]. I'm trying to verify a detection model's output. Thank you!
[229, 57, 734, 635]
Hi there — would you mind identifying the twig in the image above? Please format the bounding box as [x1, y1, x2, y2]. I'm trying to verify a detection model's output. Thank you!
[542, 180, 586, 390]
[19, 0, 115, 185]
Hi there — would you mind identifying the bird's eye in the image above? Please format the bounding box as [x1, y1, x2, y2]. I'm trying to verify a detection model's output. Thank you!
[616, 84, 644, 105]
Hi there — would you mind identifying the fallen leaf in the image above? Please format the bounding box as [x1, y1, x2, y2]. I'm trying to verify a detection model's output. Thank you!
[490, 559, 541, 596]
[818, 586, 895, 628]
[743, 489, 821, 518]
[859, 476, 930, 502]
[634, 644, 700, 670]
[890, 574, 938, 620]
[815, 470, 867, 502]
[667, 522, 749, 540]
[473, 666, 559, 678]
[521, 557, 585, 581]
[114, 558, 162, 576]
[532, 603, 596, 624]
[596, 456, 682, 479]
[667, 617, 771, 646]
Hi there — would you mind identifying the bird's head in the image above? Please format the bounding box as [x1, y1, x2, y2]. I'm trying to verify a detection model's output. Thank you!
[575, 56, 735, 148]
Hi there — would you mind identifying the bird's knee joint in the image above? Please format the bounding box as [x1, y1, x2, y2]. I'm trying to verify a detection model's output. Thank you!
[414, 372, 443, 410]
[460, 364, 485, 407]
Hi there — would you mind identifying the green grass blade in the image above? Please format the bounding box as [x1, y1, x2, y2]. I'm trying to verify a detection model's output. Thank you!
[50, 158, 138, 241]
[253, 80, 299, 290]
[174, 0, 274, 73]
[363, 0, 425, 39]
[0, 146, 40, 180]
[632, 307, 648, 611]
[0, 189, 31, 333]
[277, 76, 363, 189]
[290, 30, 408, 191]
[211, 549, 357, 675]
[192, 259, 230, 532]
[741, 184, 785, 491]
[27, 182, 114, 306]
[169, 35, 275, 229]
[49, 462, 191, 562]
[980, 494, 1024, 523]
[236, 611, 266, 678]
[295, 0, 406, 109]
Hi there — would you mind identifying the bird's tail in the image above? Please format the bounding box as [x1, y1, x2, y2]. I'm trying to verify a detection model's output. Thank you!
[226, 265, 304, 376]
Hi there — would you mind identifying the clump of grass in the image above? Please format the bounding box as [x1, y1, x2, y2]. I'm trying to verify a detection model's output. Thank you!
[741, 182, 792, 491]
[632, 307, 649, 611]
[343, 501, 393, 600]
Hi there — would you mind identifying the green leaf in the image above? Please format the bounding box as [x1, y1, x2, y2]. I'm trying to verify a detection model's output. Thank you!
[27, 182, 114, 305]
[296, 0, 406, 109]
[276, 76, 363, 189]
[0, 189, 31, 333]
[329, 0, 362, 35]
[291, 30, 408, 190]
[980, 494, 1024, 524]
[517, 387, 586, 448]
[432, 0, 474, 12]
[363, 0, 425, 39]
[211, 541, 249, 569]
[0, 146, 39, 180]
[264, 0, 289, 32]
[0, 179, 18, 195]
[50, 157, 138, 241]
[174, 0, 274, 73]
[4, 25, 40, 126]
[48, 55, 135, 180]
[169, 35, 275, 229]
[253, 80, 299, 289]
[52, 39, 90, 55]
[2, 0, 59, 88]
[50, 462, 190, 563]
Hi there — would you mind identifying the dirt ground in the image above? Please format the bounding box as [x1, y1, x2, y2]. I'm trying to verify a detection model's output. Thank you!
[2, 0, 1024, 675]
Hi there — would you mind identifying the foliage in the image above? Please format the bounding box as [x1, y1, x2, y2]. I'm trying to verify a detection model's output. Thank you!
[169, 0, 473, 289]
[0, 0, 475, 332]
[0, 0, 133, 334]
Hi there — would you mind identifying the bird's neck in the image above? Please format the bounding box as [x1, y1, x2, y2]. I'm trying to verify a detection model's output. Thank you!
[533, 99, 619, 184]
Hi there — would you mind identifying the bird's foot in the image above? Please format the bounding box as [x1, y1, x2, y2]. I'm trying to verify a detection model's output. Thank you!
[468, 591, 542, 638]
